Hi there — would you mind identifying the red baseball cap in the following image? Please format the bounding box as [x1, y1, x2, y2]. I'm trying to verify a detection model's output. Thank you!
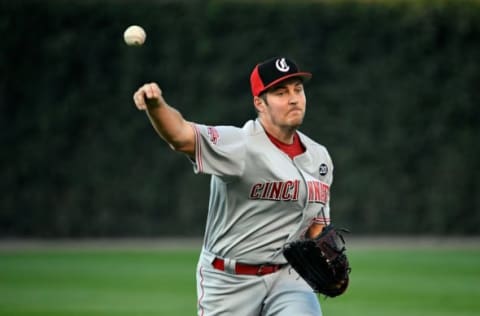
[250, 57, 312, 97]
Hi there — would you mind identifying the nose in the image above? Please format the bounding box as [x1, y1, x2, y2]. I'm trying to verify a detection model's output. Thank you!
[288, 91, 299, 105]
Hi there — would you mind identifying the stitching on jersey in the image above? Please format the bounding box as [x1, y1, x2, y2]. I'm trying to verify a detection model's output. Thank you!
[198, 266, 205, 316]
[193, 124, 203, 173]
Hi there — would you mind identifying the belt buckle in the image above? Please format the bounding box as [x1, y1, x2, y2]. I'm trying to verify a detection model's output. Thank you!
[256, 264, 267, 276]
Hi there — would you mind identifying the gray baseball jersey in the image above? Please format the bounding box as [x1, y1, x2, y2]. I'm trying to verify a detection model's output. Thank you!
[192, 119, 333, 264]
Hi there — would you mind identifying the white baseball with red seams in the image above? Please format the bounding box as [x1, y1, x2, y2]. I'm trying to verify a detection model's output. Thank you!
[123, 25, 146, 46]
[193, 119, 333, 315]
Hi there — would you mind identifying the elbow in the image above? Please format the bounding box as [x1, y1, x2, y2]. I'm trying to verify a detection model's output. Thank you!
[168, 139, 195, 156]
[168, 141, 184, 152]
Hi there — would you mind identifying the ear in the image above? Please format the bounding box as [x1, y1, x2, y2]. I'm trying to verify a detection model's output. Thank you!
[253, 96, 266, 113]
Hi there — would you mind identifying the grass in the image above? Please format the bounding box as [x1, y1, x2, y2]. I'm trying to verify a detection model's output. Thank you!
[0, 245, 479, 315]
[0, 250, 199, 316]
[323, 248, 480, 316]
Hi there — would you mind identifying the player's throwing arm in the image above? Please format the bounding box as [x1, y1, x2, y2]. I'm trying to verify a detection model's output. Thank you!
[133, 82, 195, 157]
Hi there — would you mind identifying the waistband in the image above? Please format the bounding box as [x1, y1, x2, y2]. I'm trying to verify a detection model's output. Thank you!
[201, 248, 286, 276]
[212, 258, 285, 276]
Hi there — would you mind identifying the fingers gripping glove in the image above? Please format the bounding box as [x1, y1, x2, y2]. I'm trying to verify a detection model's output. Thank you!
[283, 224, 351, 297]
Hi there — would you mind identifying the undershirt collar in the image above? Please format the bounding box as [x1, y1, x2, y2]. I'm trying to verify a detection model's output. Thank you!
[266, 131, 306, 159]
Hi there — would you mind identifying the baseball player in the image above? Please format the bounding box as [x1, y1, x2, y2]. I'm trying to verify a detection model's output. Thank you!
[133, 57, 333, 315]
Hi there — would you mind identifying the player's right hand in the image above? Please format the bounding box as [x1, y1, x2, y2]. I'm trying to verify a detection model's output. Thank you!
[133, 82, 165, 111]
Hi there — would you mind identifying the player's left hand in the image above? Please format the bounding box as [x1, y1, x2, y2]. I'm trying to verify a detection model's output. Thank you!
[283, 224, 351, 297]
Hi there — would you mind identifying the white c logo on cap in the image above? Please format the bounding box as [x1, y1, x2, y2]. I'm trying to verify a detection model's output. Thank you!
[275, 58, 290, 72]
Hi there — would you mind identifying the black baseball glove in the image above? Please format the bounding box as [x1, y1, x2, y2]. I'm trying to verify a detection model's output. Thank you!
[283, 224, 351, 297]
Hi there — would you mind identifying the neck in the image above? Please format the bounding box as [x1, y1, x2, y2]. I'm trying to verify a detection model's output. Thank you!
[259, 118, 297, 144]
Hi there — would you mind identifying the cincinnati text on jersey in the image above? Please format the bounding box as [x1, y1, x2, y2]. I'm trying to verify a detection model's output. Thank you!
[249, 180, 329, 204]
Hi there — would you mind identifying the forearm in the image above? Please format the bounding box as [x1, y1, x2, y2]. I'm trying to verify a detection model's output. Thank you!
[145, 102, 193, 151]
[133, 82, 195, 156]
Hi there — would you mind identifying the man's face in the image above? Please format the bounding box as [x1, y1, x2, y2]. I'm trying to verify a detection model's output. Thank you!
[259, 78, 306, 129]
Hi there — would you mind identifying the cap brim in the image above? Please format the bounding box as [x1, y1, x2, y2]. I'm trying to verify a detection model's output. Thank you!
[260, 72, 312, 95]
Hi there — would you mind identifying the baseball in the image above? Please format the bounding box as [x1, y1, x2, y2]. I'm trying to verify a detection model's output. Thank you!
[123, 25, 146, 46]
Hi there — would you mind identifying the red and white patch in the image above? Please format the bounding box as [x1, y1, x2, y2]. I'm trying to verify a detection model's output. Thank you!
[207, 127, 219, 145]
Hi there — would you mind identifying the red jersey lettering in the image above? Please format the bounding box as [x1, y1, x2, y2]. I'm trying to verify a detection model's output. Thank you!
[249, 180, 300, 201]
[307, 180, 329, 204]
[249, 180, 328, 203]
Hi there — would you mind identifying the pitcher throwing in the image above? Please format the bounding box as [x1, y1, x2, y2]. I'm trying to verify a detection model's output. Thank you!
[133, 57, 343, 315]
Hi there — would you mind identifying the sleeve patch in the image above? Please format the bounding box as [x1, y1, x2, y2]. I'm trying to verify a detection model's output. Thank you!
[207, 126, 220, 145]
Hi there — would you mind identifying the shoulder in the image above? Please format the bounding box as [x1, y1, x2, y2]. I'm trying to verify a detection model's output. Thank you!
[194, 123, 244, 142]
[297, 131, 334, 183]
[297, 131, 331, 159]
[194, 120, 265, 147]
[241, 119, 263, 135]
[194, 123, 243, 133]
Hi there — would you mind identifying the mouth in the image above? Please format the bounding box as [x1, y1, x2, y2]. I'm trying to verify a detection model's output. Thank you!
[289, 108, 304, 115]
[287, 109, 305, 125]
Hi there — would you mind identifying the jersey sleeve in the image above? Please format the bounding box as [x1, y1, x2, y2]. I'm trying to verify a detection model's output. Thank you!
[191, 123, 246, 177]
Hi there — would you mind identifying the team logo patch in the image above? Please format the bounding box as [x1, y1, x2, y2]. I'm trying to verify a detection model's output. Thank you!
[319, 163, 328, 176]
[275, 58, 290, 72]
[207, 127, 219, 145]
